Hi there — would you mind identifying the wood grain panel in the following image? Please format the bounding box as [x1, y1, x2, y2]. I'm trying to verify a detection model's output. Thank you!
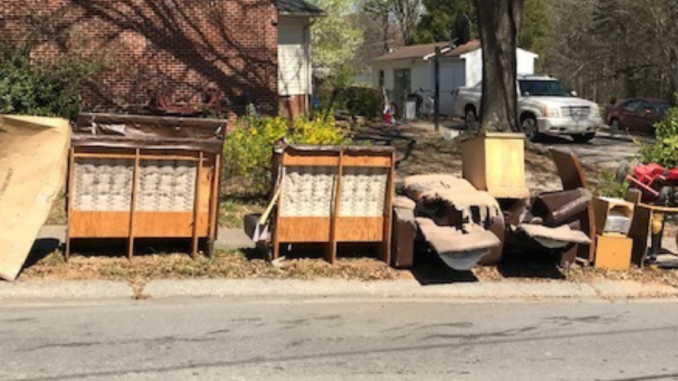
[335, 217, 385, 242]
[282, 154, 338, 167]
[276, 217, 385, 243]
[282, 153, 392, 168]
[461, 135, 487, 190]
[277, 217, 331, 242]
[70, 211, 210, 238]
[485, 136, 526, 193]
[342, 155, 392, 168]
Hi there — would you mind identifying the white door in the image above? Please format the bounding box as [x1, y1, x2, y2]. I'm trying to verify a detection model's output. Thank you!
[439, 60, 466, 116]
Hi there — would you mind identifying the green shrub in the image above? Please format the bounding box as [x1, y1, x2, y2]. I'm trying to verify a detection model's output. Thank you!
[223, 116, 288, 193]
[317, 86, 382, 119]
[223, 114, 351, 193]
[595, 169, 629, 198]
[639, 97, 678, 167]
[0, 44, 104, 120]
[343, 87, 382, 119]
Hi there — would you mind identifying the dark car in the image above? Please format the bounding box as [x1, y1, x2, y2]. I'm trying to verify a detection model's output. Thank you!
[606, 98, 670, 133]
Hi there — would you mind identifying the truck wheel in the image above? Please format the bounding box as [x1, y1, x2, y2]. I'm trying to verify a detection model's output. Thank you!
[522, 116, 542, 142]
[610, 118, 622, 131]
[465, 108, 478, 130]
[572, 133, 595, 143]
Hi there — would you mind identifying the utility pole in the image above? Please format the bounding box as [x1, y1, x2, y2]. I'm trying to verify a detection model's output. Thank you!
[434, 46, 441, 132]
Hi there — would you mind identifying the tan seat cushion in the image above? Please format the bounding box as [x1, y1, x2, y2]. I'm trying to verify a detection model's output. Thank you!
[422, 190, 502, 220]
[404, 174, 477, 201]
[517, 224, 591, 247]
[416, 218, 501, 254]
[393, 196, 416, 211]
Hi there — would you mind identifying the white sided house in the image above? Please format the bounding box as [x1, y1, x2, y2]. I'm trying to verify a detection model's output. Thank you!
[372, 40, 538, 116]
[277, 0, 325, 118]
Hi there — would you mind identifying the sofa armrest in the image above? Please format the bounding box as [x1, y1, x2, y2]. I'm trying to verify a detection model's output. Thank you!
[533, 188, 591, 226]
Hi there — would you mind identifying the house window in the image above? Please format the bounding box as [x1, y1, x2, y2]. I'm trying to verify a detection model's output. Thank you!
[379, 70, 385, 88]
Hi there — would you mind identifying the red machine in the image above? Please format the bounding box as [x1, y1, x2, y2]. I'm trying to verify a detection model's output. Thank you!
[626, 163, 678, 205]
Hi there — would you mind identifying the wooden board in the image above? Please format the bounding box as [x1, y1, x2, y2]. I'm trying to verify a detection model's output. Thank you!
[551, 149, 596, 262]
[484, 136, 526, 195]
[595, 234, 633, 271]
[462, 133, 529, 199]
[0, 116, 71, 281]
[461, 135, 487, 190]
[282, 153, 392, 168]
[551, 149, 588, 190]
[629, 204, 653, 267]
[70, 211, 210, 238]
[276, 217, 385, 243]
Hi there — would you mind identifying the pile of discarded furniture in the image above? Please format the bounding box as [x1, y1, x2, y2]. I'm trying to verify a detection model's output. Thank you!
[1, 113, 672, 282]
[248, 133, 597, 270]
[390, 148, 593, 271]
[244, 132, 673, 272]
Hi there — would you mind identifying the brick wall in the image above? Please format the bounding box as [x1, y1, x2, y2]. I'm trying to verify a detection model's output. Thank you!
[279, 94, 307, 119]
[0, 0, 280, 116]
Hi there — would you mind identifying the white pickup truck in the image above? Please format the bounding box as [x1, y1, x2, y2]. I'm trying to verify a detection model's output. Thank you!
[453, 75, 603, 143]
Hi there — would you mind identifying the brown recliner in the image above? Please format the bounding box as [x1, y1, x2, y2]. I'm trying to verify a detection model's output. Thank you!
[511, 188, 591, 240]
[392, 175, 505, 271]
[505, 175, 593, 265]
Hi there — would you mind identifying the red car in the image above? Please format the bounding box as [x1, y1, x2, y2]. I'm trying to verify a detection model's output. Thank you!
[605, 98, 669, 133]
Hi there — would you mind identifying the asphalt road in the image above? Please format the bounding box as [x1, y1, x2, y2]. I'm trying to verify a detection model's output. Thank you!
[430, 120, 643, 170]
[529, 129, 644, 170]
[2, 298, 678, 381]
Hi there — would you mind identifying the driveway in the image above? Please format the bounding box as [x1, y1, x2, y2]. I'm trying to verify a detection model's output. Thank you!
[529, 129, 645, 170]
[409, 120, 645, 170]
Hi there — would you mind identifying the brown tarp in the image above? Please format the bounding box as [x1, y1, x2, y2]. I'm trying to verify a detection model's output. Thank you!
[0, 115, 71, 281]
[72, 113, 226, 154]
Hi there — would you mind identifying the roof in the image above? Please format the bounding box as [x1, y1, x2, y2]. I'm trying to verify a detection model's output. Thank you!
[277, 0, 326, 16]
[373, 40, 482, 62]
[518, 74, 556, 80]
[373, 42, 449, 62]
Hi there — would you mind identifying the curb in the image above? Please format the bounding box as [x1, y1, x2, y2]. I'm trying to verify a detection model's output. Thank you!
[144, 279, 600, 299]
[0, 281, 134, 300]
[2, 279, 677, 301]
[589, 280, 678, 299]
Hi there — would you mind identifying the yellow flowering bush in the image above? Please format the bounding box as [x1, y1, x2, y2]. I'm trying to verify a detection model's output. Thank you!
[289, 114, 350, 145]
[223, 114, 351, 193]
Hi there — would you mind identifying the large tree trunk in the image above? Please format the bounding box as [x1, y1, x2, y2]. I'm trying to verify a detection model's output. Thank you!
[477, 0, 524, 132]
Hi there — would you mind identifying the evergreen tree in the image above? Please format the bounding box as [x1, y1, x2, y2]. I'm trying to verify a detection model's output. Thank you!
[517, 0, 549, 58]
[410, 0, 475, 44]
[411, 0, 548, 52]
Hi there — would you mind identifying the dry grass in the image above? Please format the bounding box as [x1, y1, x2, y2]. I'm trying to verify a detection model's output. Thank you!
[21, 247, 678, 290]
[45, 192, 66, 225]
[21, 250, 403, 282]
